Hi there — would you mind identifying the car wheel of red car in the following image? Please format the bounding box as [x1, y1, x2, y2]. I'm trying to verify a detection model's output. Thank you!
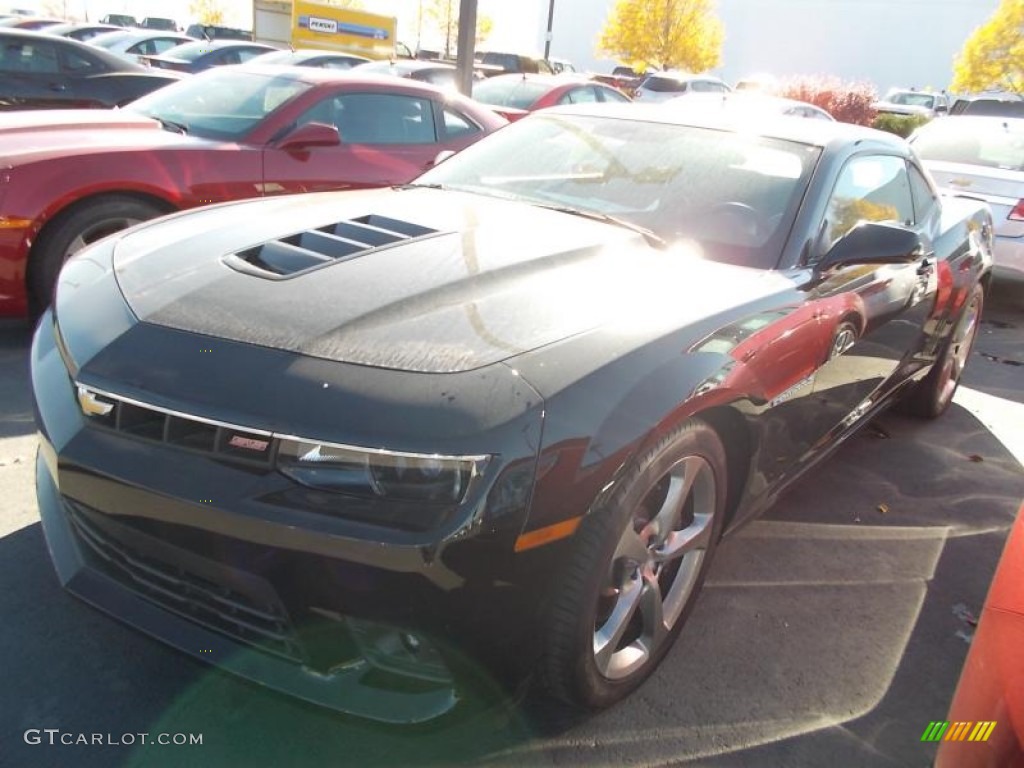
[30, 196, 166, 311]
[904, 283, 984, 419]
[540, 419, 727, 709]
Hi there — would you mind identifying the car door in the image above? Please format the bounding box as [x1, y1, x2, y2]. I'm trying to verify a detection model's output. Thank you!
[262, 91, 447, 194]
[0, 36, 73, 108]
[802, 153, 938, 438]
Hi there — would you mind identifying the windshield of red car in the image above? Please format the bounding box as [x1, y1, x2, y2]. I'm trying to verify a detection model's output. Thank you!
[418, 113, 822, 269]
[472, 78, 550, 109]
[126, 69, 312, 140]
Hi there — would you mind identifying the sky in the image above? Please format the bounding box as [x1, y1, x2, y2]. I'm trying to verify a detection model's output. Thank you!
[11, 0, 1001, 93]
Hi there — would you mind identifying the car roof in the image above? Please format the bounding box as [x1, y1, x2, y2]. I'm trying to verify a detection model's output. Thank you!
[644, 70, 725, 82]
[916, 115, 1024, 131]
[0, 27, 144, 67]
[234, 64, 461, 93]
[542, 103, 906, 150]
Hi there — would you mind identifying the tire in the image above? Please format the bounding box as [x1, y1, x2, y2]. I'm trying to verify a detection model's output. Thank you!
[29, 196, 165, 312]
[903, 282, 984, 419]
[539, 419, 728, 710]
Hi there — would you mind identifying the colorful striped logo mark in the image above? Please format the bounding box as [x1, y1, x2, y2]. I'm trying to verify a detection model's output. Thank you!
[921, 721, 997, 742]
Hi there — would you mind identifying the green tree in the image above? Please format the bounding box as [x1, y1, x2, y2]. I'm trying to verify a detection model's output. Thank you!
[189, 0, 225, 25]
[597, 0, 723, 73]
[422, 0, 493, 58]
[952, 0, 1024, 94]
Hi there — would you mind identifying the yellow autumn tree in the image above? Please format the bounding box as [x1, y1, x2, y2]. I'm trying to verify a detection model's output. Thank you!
[597, 0, 723, 73]
[189, 0, 225, 25]
[952, 0, 1024, 94]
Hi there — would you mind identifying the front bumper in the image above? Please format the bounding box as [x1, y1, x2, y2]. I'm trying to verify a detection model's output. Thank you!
[32, 309, 553, 723]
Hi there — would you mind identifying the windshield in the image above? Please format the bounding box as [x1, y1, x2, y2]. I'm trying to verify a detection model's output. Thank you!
[418, 114, 821, 268]
[157, 41, 221, 62]
[913, 120, 1024, 171]
[473, 78, 549, 109]
[126, 69, 312, 140]
[89, 30, 134, 48]
[886, 90, 935, 108]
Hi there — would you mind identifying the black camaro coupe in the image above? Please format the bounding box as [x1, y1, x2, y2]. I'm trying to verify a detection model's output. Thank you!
[32, 106, 993, 722]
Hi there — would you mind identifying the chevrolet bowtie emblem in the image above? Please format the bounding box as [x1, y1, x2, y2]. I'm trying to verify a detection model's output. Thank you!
[77, 386, 114, 417]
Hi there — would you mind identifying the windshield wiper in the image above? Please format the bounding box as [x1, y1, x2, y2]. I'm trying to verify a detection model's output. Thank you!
[153, 116, 188, 134]
[532, 203, 667, 249]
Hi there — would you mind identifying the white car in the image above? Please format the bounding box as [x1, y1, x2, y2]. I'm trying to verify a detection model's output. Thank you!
[89, 29, 194, 64]
[873, 88, 949, 118]
[633, 71, 730, 103]
[912, 116, 1024, 282]
[664, 92, 834, 121]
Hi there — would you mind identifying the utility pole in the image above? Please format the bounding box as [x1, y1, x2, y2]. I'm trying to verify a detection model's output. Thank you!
[454, 0, 477, 96]
[543, 0, 555, 59]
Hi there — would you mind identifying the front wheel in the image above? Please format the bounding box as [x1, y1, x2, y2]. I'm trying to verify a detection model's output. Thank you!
[539, 420, 728, 710]
[29, 196, 165, 312]
[903, 282, 984, 419]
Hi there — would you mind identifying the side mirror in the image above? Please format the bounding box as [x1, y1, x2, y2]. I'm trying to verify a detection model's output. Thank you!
[816, 221, 923, 272]
[274, 121, 340, 151]
[431, 149, 455, 166]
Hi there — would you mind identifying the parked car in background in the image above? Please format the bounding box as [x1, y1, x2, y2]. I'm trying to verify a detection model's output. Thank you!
[592, 65, 643, 95]
[141, 17, 178, 31]
[547, 57, 575, 74]
[473, 73, 630, 120]
[936, 502, 1024, 768]
[88, 30, 194, 65]
[0, 16, 62, 29]
[352, 59, 470, 89]
[42, 22, 120, 41]
[476, 50, 552, 75]
[949, 92, 1024, 118]
[252, 48, 370, 70]
[30, 107, 992, 723]
[184, 23, 252, 41]
[633, 71, 731, 103]
[733, 73, 779, 93]
[665, 92, 834, 121]
[0, 29, 181, 110]
[873, 88, 949, 117]
[911, 116, 1024, 282]
[0, 65, 506, 317]
[144, 39, 276, 73]
[100, 13, 137, 28]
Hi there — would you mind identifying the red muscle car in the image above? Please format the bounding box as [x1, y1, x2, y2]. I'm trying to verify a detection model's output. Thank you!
[0, 65, 506, 317]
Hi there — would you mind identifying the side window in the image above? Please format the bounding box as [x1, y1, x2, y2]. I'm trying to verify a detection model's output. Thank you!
[908, 163, 939, 224]
[823, 155, 914, 249]
[335, 93, 438, 144]
[153, 38, 184, 54]
[441, 107, 480, 141]
[237, 48, 266, 63]
[1, 40, 59, 73]
[61, 48, 102, 75]
[558, 87, 598, 105]
[599, 87, 630, 103]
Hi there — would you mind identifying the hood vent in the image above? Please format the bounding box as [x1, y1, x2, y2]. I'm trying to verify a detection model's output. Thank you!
[227, 215, 441, 279]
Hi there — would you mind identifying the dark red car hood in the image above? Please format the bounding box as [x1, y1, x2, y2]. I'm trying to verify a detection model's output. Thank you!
[109, 187, 793, 374]
[0, 110, 222, 166]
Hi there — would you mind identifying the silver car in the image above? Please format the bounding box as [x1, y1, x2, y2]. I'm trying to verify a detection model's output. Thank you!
[912, 116, 1024, 281]
[633, 71, 731, 103]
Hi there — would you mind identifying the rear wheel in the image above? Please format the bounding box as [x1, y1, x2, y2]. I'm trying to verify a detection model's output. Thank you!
[29, 196, 165, 312]
[904, 283, 984, 419]
[539, 420, 727, 709]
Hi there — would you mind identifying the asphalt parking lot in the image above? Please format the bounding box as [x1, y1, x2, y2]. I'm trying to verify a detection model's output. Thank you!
[1, 284, 1021, 768]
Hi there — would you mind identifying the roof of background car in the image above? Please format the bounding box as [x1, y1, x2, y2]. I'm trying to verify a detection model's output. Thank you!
[914, 115, 1024, 132]
[355, 59, 454, 73]
[540, 103, 908, 150]
[0, 27, 147, 70]
[234, 64, 476, 96]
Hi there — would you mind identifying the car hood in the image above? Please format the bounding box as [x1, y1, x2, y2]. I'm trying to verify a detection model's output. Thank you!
[0, 110, 215, 165]
[111, 188, 788, 374]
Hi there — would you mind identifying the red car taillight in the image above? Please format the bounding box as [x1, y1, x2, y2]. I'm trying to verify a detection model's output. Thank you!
[1009, 199, 1024, 221]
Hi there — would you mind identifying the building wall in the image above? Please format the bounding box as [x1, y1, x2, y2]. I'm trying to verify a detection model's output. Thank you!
[542, 0, 1000, 94]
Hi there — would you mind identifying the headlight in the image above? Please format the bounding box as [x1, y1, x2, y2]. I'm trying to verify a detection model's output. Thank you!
[277, 438, 489, 505]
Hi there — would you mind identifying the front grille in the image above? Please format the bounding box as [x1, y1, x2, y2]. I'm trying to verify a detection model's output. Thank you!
[65, 499, 304, 663]
[229, 214, 441, 278]
[76, 385, 274, 466]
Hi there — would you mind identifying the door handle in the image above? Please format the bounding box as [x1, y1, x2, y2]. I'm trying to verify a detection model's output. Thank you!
[49, 83, 67, 92]
[916, 258, 933, 276]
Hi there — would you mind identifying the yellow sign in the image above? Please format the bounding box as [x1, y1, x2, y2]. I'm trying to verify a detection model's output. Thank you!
[291, 2, 396, 59]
